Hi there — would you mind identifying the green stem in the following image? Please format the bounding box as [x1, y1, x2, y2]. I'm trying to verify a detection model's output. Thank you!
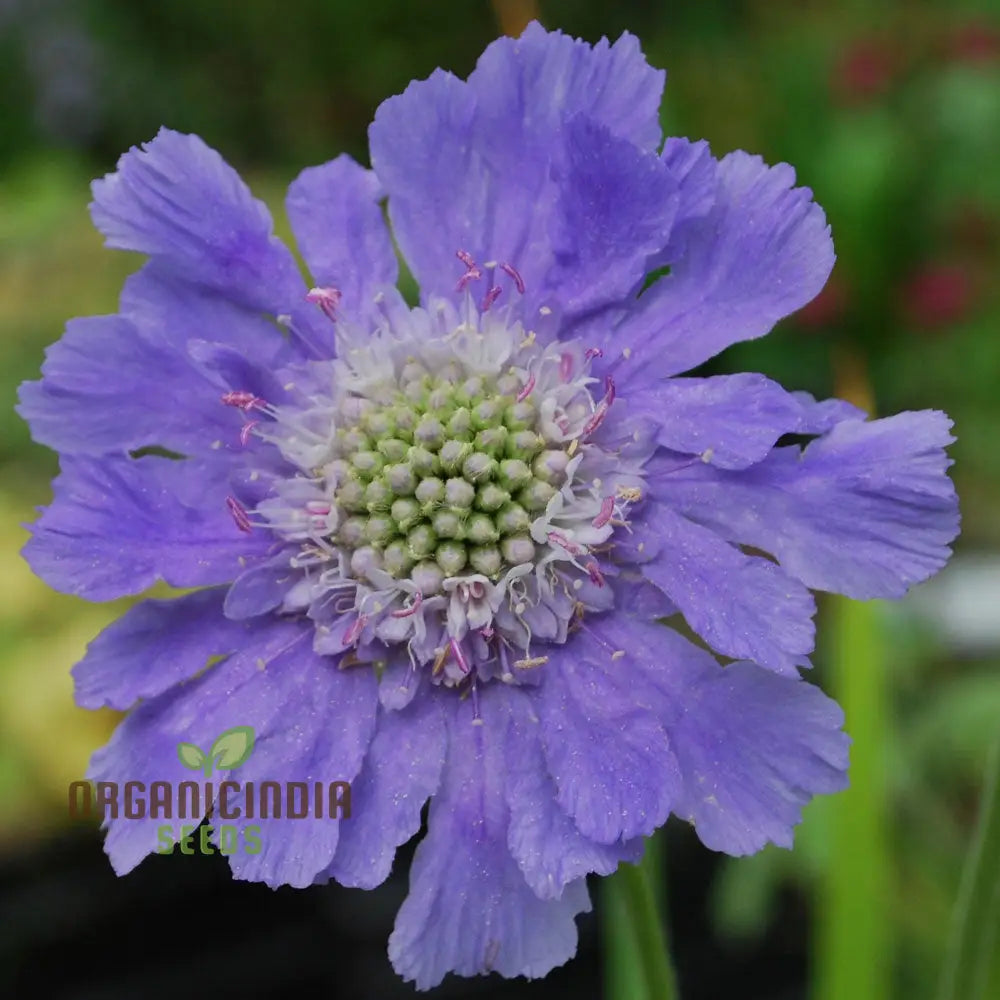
[604, 835, 679, 1000]
[937, 732, 1000, 1000]
[813, 596, 891, 1000]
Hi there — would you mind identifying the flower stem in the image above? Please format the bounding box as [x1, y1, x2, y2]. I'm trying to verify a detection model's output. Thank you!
[937, 732, 1000, 1000]
[814, 596, 891, 1000]
[604, 834, 679, 1000]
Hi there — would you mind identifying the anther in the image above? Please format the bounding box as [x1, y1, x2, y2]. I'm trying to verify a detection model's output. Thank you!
[449, 637, 471, 674]
[240, 420, 259, 446]
[548, 530, 583, 555]
[306, 286, 342, 322]
[481, 285, 502, 312]
[391, 592, 423, 618]
[499, 261, 525, 294]
[516, 373, 536, 402]
[585, 561, 606, 587]
[342, 614, 368, 645]
[226, 495, 253, 533]
[222, 390, 264, 411]
[584, 347, 604, 361]
[592, 496, 615, 528]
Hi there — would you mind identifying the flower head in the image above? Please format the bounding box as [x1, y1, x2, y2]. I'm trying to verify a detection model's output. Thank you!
[18, 22, 959, 990]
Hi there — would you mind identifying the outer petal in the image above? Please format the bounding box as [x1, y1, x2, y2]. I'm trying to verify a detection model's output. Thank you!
[17, 268, 290, 458]
[388, 690, 591, 990]
[90, 128, 305, 316]
[648, 411, 960, 599]
[631, 373, 865, 469]
[583, 611, 848, 855]
[670, 661, 849, 854]
[224, 648, 379, 889]
[535, 632, 681, 843]
[87, 617, 309, 875]
[605, 150, 834, 387]
[370, 23, 664, 300]
[540, 116, 678, 319]
[22, 454, 271, 600]
[502, 685, 643, 899]
[73, 587, 249, 709]
[285, 154, 398, 323]
[322, 690, 446, 889]
[635, 500, 816, 674]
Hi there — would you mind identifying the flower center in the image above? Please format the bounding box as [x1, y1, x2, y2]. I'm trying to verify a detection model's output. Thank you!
[327, 362, 570, 588]
[225, 287, 641, 689]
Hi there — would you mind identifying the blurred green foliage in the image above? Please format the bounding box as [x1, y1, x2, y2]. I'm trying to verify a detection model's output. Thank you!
[1, 1, 999, 998]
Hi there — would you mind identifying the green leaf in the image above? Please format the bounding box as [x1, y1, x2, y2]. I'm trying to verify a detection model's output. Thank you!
[209, 726, 256, 771]
[938, 733, 1000, 1000]
[177, 743, 207, 771]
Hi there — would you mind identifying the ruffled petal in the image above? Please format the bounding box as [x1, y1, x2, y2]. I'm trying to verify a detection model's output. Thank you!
[224, 648, 379, 889]
[90, 128, 306, 316]
[582, 611, 848, 855]
[22, 454, 270, 600]
[635, 500, 816, 674]
[17, 267, 290, 458]
[604, 150, 834, 387]
[502, 685, 643, 899]
[539, 116, 678, 320]
[86, 617, 309, 875]
[323, 689, 446, 889]
[286, 154, 398, 324]
[72, 587, 252, 709]
[670, 660, 849, 854]
[631, 373, 865, 469]
[370, 23, 664, 300]
[534, 632, 681, 843]
[388, 690, 591, 990]
[649, 411, 960, 599]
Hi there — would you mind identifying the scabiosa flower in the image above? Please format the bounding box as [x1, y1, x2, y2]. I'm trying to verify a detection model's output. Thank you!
[18, 22, 959, 990]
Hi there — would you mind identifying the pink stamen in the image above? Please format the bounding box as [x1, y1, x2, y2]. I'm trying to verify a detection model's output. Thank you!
[481, 285, 502, 311]
[582, 378, 616, 438]
[582, 403, 608, 437]
[456, 249, 477, 269]
[449, 637, 471, 675]
[225, 495, 252, 533]
[559, 352, 574, 382]
[548, 530, 583, 555]
[592, 496, 615, 528]
[500, 261, 525, 294]
[221, 390, 264, 411]
[306, 500, 331, 515]
[516, 373, 536, 402]
[456, 266, 482, 292]
[306, 286, 342, 322]
[239, 420, 259, 446]
[584, 347, 604, 361]
[585, 561, 606, 587]
[391, 592, 424, 618]
[342, 614, 368, 645]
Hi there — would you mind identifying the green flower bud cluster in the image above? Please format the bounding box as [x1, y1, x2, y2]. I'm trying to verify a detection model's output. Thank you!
[325, 363, 568, 585]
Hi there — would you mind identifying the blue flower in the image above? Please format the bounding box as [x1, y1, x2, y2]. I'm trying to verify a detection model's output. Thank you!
[17, 22, 959, 990]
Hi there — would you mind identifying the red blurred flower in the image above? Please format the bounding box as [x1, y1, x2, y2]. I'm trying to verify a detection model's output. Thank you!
[900, 263, 976, 331]
[948, 18, 1000, 65]
[832, 37, 897, 106]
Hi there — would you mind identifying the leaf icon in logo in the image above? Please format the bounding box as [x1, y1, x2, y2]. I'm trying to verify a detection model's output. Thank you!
[177, 743, 207, 771]
[209, 726, 256, 771]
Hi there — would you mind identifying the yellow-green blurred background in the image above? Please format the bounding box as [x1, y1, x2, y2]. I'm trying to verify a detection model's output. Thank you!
[2, 1, 999, 998]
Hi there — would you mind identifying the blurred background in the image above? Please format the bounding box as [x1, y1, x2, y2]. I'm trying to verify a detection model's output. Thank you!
[1, 0, 999, 997]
